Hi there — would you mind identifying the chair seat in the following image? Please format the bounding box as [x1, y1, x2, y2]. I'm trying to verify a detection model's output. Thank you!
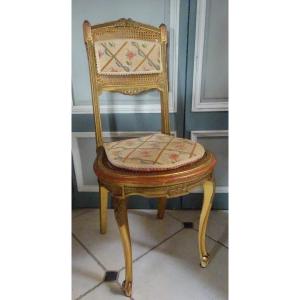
[104, 133, 205, 172]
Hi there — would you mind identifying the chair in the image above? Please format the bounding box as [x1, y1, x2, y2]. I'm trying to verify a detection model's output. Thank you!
[83, 18, 216, 297]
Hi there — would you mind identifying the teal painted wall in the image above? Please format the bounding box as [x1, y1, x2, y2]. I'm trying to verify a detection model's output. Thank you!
[72, 0, 228, 209]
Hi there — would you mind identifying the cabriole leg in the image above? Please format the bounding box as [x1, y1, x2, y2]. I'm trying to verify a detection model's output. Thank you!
[157, 197, 167, 219]
[99, 185, 108, 234]
[198, 179, 215, 267]
[113, 197, 133, 297]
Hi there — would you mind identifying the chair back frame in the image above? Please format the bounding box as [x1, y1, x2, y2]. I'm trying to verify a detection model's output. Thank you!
[83, 18, 170, 150]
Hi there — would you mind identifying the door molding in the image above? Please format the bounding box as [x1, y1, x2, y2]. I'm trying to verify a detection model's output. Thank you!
[191, 130, 228, 193]
[192, 0, 228, 112]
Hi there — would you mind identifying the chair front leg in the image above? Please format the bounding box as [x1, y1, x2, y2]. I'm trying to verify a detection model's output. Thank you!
[99, 185, 108, 234]
[112, 197, 133, 297]
[198, 179, 215, 267]
[157, 197, 167, 219]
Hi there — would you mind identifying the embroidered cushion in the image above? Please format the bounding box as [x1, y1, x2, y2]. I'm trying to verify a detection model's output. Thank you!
[104, 134, 205, 172]
[94, 39, 162, 75]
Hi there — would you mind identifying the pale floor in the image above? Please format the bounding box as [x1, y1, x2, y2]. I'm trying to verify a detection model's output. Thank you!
[72, 209, 228, 300]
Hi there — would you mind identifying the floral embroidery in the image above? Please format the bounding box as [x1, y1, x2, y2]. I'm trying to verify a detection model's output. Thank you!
[104, 133, 205, 171]
[98, 50, 104, 59]
[169, 153, 180, 161]
[110, 67, 118, 72]
[126, 50, 136, 60]
[94, 39, 162, 75]
[140, 150, 151, 157]
[173, 142, 185, 150]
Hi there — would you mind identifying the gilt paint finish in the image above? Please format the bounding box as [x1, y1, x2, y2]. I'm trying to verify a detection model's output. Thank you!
[72, 0, 228, 209]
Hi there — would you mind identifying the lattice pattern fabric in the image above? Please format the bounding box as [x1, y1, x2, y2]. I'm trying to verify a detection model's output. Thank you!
[104, 134, 206, 171]
[94, 39, 162, 75]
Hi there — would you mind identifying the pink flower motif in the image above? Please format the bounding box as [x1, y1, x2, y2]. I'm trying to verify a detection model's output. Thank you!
[169, 153, 179, 161]
[110, 67, 118, 72]
[173, 142, 185, 150]
[140, 150, 151, 157]
[98, 50, 104, 59]
[126, 50, 136, 60]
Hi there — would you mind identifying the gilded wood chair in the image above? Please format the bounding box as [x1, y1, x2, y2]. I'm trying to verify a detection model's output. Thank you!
[83, 18, 216, 297]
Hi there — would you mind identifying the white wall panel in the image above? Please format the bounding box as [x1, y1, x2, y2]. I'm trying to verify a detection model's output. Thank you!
[191, 130, 228, 192]
[192, 0, 228, 111]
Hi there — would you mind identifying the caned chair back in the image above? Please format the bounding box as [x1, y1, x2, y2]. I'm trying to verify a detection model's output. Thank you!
[83, 18, 170, 149]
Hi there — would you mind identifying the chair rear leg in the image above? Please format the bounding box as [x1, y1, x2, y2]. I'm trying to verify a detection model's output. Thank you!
[157, 197, 167, 219]
[99, 185, 108, 234]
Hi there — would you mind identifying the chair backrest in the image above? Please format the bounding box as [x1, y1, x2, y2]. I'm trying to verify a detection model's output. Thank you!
[83, 18, 170, 150]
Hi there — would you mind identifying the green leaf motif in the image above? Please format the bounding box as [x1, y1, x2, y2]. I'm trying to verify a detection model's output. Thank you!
[105, 49, 112, 56]
[115, 60, 129, 72]
[147, 59, 160, 70]
[137, 49, 145, 57]
[116, 61, 122, 67]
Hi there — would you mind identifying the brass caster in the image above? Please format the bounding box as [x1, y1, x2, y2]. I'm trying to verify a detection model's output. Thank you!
[122, 280, 132, 297]
[200, 255, 210, 268]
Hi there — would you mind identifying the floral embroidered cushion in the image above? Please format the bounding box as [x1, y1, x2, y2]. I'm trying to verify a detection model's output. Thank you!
[104, 134, 206, 172]
[94, 39, 162, 75]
